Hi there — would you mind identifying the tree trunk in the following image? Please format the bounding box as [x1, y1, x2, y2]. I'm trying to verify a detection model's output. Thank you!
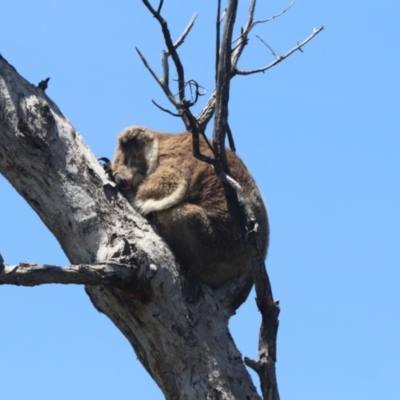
[0, 55, 261, 399]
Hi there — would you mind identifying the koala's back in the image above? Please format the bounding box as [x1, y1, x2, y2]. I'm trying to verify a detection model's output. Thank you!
[152, 132, 269, 287]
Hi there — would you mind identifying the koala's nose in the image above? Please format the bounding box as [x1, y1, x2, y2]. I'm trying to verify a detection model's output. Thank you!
[114, 173, 130, 189]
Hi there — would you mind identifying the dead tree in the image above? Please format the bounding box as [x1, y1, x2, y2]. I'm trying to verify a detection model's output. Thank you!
[0, 1, 323, 399]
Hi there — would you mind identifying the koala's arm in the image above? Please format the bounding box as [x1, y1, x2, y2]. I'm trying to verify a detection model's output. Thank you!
[133, 166, 188, 215]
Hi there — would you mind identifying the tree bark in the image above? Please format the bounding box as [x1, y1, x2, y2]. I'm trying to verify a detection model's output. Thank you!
[0, 55, 262, 399]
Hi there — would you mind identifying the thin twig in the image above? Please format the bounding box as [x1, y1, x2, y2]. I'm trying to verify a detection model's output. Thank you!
[163, 13, 197, 86]
[252, 0, 296, 27]
[256, 35, 279, 59]
[185, 79, 206, 105]
[152, 100, 181, 117]
[173, 13, 197, 50]
[220, 8, 227, 23]
[135, 47, 164, 88]
[232, 0, 296, 48]
[226, 122, 236, 152]
[156, 0, 164, 14]
[235, 25, 325, 76]
[135, 47, 181, 114]
[231, 0, 297, 63]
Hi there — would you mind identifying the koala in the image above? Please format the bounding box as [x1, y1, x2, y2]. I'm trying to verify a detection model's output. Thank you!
[111, 126, 269, 288]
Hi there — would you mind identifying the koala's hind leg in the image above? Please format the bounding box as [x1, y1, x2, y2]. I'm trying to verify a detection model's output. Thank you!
[156, 203, 247, 288]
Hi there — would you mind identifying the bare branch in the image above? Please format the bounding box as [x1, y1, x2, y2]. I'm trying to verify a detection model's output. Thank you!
[243, 225, 281, 400]
[252, 0, 296, 26]
[197, 1, 321, 132]
[212, 0, 238, 164]
[135, 47, 172, 97]
[256, 35, 279, 59]
[231, 0, 296, 72]
[220, 8, 227, 23]
[246, 349, 280, 399]
[232, 0, 296, 52]
[235, 25, 325, 76]
[138, 4, 204, 131]
[139, 2, 219, 166]
[135, 47, 189, 124]
[0, 261, 140, 289]
[142, 0, 186, 103]
[172, 13, 197, 51]
[230, 0, 257, 70]
[163, 13, 197, 87]
[156, 0, 164, 14]
[215, 0, 222, 84]
[151, 100, 181, 117]
[226, 122, 236, 152]
[183, 110, 216, 163]
[161, 51, 170, 87]
[197, 90, 217, 131]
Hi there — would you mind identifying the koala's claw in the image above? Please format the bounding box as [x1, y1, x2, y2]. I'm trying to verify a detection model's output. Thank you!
[99, 157, 113, 180]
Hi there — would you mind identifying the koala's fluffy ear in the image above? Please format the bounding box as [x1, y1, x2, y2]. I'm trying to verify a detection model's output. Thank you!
[118, 126, 155, 145]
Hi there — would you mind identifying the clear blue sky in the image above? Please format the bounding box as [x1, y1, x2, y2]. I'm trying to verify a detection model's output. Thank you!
[1, 1, 399, 399]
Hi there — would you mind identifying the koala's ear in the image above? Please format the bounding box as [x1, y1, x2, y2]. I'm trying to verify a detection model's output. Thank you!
[118, 133, 133, 146]
[118, 126, 154, 146]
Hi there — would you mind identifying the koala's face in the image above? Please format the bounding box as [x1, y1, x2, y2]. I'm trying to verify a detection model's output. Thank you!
[111, 127, 155, 191]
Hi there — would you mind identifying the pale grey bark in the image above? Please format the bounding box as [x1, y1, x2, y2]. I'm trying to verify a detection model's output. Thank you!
[1, 262, 137, 287]
[0, 55, 262, 399]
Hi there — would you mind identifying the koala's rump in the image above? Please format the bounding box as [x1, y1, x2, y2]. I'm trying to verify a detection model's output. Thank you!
[154, 132, 268, 287]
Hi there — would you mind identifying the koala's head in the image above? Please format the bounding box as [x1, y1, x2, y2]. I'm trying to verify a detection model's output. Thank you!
[111, 126, 158, 191]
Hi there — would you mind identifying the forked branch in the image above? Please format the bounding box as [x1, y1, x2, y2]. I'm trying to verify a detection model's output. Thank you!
[232, 0, 297, 52]
[135, 47, 177, 107]
[197, 2, 323, 130]
[235, 25, 325, 76]
[162, 13, 197, 87]
[142, 0, 186, 103]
